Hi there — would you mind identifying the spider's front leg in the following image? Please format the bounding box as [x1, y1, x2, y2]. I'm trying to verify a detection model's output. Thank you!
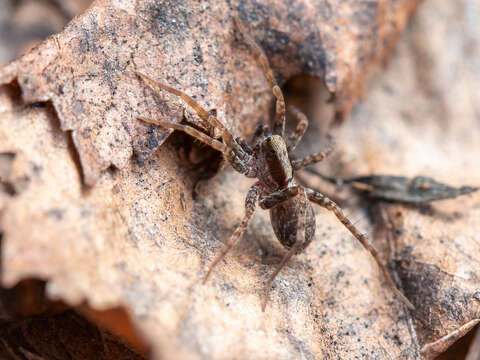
[283, 105, 333, 170]
[138, 116, 227, 154]
[291, 149, 333, 171]
[135, 71, 256, 178]
[286, 105, 308, 153]
[304, 188, 415, 310]
[203, 182, 261, 282]
[234, 16, 286, 137]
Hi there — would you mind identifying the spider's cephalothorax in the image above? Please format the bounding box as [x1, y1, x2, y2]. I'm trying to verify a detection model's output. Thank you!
[257, 135, 292, 189]
[137, 17, 414, 311]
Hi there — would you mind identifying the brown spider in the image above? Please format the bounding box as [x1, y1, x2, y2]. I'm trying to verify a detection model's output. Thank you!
[136, 17, 414, 311]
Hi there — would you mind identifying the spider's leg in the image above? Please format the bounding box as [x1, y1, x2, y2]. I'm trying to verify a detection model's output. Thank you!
[233, 17, 286, 137]
[304, 188, 415, 310]
[137, 72, 217, 126]
[136, 72, 256, 177]
[236, 137, 253, 154]
[138, 117, 227, 154]
[262, 188, 308, 311]
[286, 105, 308, 152]
[259, 185, 300, 210]
[137, 72, 235, 147]
[291, 134, 335, 170]
[203, 183, 261, 283]
[291, 147, 333, 171]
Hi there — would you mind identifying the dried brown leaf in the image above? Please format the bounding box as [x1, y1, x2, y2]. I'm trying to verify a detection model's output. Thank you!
[1, 0, 479, 359]
[0, 0, 420, 185]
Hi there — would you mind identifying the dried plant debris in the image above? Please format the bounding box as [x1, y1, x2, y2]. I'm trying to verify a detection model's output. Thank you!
[309, 171, 478, 203]
[0, 310, 145, 360]
[0, 0, 420, 185]
[465, 326, 480, 360]
[0, 279, 149, 358]
[419, 319, 480, 359]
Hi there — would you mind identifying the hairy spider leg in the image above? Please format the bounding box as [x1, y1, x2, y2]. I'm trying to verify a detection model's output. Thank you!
[136, 72, 233, 139]
[203, 183, 261, 283]
[136, 71, 256, 177]
[286, 105, 309, 152]
[286, 106, 334, 169]
[235, 137, 254, 154]
[304, 188, 415, 310]
[291, 147, 334, 170]
[257, 184, 414, 309]
[262, 188, 308, 311]
[233, 16, 286, 137]
[138, 117, 227, 154]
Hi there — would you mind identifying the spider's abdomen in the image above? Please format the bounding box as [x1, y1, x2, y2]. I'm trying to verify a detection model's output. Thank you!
[269, 197, 316, 253]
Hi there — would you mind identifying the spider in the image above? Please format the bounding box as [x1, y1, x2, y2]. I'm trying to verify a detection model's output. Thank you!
[136, 17, 414, 311]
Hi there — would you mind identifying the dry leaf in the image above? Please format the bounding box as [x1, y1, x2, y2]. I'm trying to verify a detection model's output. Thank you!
[0, 0, 420, 185]
[1, 0, 479, 359]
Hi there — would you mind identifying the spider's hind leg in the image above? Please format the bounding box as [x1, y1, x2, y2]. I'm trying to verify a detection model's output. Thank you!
[262, 188, 309, 311]
[304, 187, 415, 310]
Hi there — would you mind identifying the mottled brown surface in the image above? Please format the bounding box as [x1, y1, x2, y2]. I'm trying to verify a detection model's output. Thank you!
[322, 1, 480, 357]
[1, 0, 480, 359]
[0, 0, 92, 66]
[0, 0, 420, 186]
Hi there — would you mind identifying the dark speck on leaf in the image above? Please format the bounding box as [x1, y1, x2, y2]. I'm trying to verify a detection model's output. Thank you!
[146, 137, 159, 150]
[193, 44, 203, 65]
[144, 2, 191, 39]
[46, 208, 65, 220]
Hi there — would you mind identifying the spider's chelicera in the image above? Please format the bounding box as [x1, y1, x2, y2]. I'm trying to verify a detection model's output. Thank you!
[137, 17, 414, 311]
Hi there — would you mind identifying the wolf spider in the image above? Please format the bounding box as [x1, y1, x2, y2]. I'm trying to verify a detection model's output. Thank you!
[136, 17, 414, 311]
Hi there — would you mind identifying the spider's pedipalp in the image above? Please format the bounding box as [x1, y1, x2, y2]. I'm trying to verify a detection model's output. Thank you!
[305, 187, 415, 310]
[233, 16, 286, 137]
[259, 185, 299, 209]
